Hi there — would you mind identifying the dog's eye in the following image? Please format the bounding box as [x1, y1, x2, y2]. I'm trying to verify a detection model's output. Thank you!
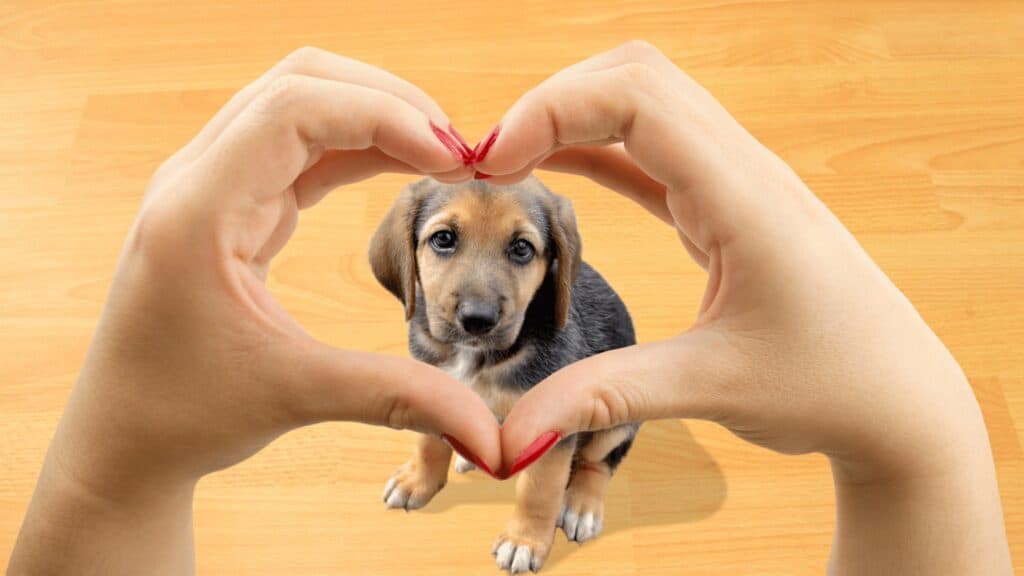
[509, 238, 535, 264]
[429, 230, 457, 253]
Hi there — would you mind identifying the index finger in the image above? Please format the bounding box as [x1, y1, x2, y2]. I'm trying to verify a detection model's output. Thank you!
[472, 45, 759, 245]
[191, 75, 465, 207]
[161, 47, 458, 177]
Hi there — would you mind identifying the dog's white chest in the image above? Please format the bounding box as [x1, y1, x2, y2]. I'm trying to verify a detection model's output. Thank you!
[444, 347, 477, 384]
[442, 347, 519, 419]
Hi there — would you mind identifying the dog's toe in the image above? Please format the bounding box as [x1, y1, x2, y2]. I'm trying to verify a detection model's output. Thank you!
[559, 500, 604, 543]
[493, 530, 551, 574]
[382, 460, 446, 511]
[563, 509, 601, 543]
[454, 453, 477, 474]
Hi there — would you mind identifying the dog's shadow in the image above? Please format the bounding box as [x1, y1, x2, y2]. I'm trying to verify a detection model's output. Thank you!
[419, 419, 726, 570]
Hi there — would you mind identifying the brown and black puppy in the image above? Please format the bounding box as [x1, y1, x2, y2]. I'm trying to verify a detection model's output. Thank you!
[370, 176, 638, 574]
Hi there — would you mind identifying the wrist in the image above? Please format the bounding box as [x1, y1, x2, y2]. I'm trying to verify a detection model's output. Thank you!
[828, 451, 1011, 576]
[10, 440, 197, 575]
[828, 356, 993, 484]
[47, 377, 201, 505]
[825, 385, 1011, 575]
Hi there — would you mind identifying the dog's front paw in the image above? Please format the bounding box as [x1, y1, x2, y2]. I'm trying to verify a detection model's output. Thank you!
[558, 472, 606, 543]
[492, 523, 553, 574]
[382, 459, 447, 511]
[557, 501, 603, 543]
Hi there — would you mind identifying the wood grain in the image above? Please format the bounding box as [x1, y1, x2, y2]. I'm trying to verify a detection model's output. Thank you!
[1, 1, 1022, 574]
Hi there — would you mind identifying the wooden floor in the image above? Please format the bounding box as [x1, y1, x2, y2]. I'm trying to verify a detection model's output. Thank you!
[2, 1, 1023, 574]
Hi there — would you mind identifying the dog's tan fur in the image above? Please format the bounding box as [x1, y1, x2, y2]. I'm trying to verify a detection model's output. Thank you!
[383, 434, 451, 510]
[373, 178, 636, 573]
[415, 190, 548, 347]
[494, 444, 576, 570]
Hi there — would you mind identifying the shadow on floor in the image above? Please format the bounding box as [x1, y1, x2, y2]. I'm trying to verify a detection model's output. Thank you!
[417, 419, 727, 570]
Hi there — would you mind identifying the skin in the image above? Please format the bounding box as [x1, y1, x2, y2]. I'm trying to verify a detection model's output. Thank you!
[7, 47, 499, 575]
[8, 42, 1013, 575]
[478, 41, 1014, 575]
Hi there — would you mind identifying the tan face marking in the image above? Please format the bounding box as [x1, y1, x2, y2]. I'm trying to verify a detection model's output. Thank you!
[417, 187, 548, 349]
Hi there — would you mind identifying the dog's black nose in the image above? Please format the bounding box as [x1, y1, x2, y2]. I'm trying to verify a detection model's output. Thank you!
[456, 301, 499, 336]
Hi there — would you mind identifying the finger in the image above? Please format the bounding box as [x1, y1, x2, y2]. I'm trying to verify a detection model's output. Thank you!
[293, 148, 476, 209]
[292, 149, 420, 209]
[542, 40, 724, 115]
[161, 47, 454, 176]
[538, 145, 710, 268]
[192, 74, 465, 207]
[499, 328, 744, 475]
[284, 341, 503, 474]
[473, 41, 714, 180]
[478, 143, 708, 268]
[472, 64, 715, 199]
[540, 145, 674, 226]
[474, 59, 760, 247]
[676, 228, 710, 270]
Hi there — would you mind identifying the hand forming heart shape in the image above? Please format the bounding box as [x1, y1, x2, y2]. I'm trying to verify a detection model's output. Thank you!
[10, 40, 1010, 575]
[47, 39, 981, 484]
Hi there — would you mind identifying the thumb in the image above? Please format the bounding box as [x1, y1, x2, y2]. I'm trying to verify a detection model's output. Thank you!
[282, 340, 503, 475]
[499, 329, 740, 476]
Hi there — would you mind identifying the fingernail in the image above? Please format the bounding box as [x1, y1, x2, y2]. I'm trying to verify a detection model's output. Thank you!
[442, 434, 497, 478]
[447, 123, 475, 165]
[473, 171, 491, 180]
[508, 431, 562, 477]
[472, 125, 500, 164]
[430, 121, 472, 164]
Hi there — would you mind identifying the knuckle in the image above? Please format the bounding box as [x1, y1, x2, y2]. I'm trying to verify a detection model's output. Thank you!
[279, 45, 324, 72]
[586, 384, 631, 431]
[149, 154, 180, 184]
[616, 61, 657, 90]
[258, 73, 308, 113]
[384, 393, 414, 430]
[618, 39, 666, 63]
[126, 197, 184, 264]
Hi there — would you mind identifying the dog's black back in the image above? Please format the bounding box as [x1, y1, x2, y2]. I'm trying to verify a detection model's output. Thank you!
[468, 261, 636, 390]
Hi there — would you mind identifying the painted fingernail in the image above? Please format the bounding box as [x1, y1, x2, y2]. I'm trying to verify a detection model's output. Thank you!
[442, 434, 497, 478]
[473, 171, 492, 180]
[447, 123, 476, 165]
[508, 431, 562, 477]
[472, 125, 500, 164]
[430, 121, 472, 164]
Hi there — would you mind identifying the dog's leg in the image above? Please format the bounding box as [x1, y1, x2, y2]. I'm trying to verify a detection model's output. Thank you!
[382, 433, 452, 510]
[493, 439, 575, 574]
[559, 425, 635, 543]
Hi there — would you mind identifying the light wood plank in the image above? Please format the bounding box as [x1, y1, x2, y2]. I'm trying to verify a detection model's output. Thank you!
[1, 1, 1022, 573]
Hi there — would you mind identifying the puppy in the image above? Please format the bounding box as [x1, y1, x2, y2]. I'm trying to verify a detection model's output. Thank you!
[370, 176, 638, 574]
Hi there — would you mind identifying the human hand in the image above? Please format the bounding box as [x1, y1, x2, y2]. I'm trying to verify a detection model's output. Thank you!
[478, 42, 1011, 574]
[10, 47, 501, 574]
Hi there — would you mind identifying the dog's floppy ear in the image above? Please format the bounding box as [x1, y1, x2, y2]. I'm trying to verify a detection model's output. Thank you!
[369, 184, 423, 321]
[546, 194, 582, 329]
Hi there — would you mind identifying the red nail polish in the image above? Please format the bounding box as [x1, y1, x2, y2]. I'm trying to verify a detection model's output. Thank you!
[442, 434, 497, 478]
[447, 124, 475, 165]
[474, 171, 491, 180]
[508, 431, 562, 477]
[430, 121, 472, 164]
[472, 125, 500, 163]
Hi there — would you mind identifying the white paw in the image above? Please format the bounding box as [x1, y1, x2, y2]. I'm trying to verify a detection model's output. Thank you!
[382, 462, 446, 511]
[558, 504, 603, 543]
[493, 539, 544, 574]
[454, 453, 477, 474]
